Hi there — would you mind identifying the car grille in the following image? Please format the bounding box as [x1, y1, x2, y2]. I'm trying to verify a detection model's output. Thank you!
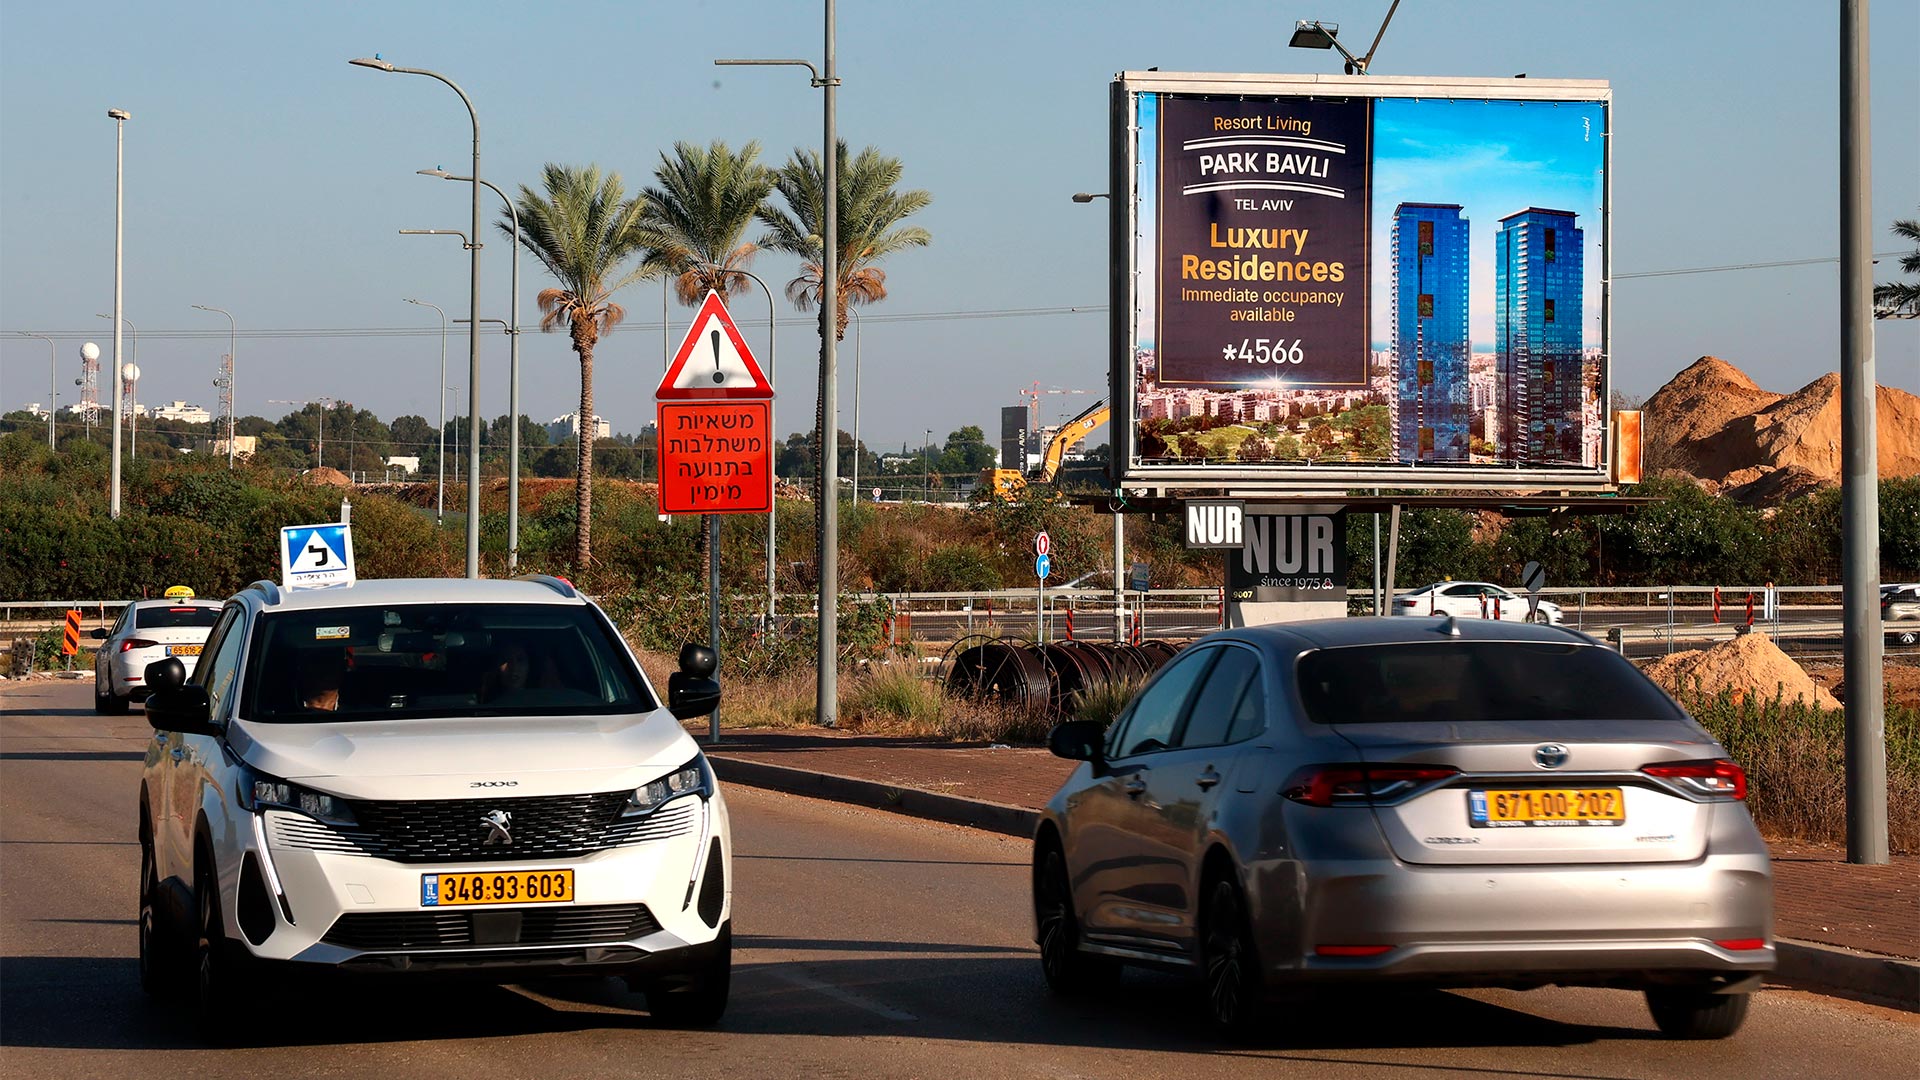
[321, 904, 660, 951]
[265, 794, 700, 863]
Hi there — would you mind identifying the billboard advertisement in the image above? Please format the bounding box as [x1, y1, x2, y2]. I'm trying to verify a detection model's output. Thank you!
[1109, 73, 1612, 492]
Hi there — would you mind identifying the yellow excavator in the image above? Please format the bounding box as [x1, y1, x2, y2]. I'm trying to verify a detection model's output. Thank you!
[984, 400, 1110, 497]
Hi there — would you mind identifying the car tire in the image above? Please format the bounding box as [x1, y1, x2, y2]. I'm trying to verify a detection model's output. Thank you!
[192, 853, 252, 1041]
[1645, 987, 1751, 1039]
[1529, 609, 1552, 625]
[1034, 843, 1118, 996]
[1200, 875, 1265, 1038]
[96, 681, 129, 714]
[138, 831, 185, 996]
[642, 924, 731, 1027]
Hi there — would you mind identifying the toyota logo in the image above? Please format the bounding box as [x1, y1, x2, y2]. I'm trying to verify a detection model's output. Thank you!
[480, 809, 513, 846]
[1534, 744, 1570, 769]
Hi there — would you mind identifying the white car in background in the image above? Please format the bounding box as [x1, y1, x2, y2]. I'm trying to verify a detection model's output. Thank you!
[1390, 581, 1563, 624]
[93, 594, 225, 713]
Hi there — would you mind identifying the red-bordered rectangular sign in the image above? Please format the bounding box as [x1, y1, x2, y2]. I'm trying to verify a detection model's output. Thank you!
[657, 401, 773, 514]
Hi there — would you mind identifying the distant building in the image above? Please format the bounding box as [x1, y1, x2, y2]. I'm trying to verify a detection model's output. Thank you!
[19, 402, 50, 418]
[1496, 208, 1585, 464]
[205, 435, 257, 459]
[1391, 203, 1471, 463]
[383, 455, 421, 474]
[151, 400, 213, 424]
[546, 412, 611, 443]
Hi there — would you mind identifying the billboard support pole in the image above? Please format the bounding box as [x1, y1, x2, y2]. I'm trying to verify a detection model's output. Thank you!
[1840, 0, 1887, 864]
[1383, 503, 1401, 606]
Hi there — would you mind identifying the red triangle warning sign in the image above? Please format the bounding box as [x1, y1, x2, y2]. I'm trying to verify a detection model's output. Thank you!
[655, 291, 774, 400]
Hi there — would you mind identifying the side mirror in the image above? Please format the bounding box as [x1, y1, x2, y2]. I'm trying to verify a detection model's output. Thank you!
[146, 685, 216, 736]
[145, 657, 187, 693]
[666, 673, 722, 721]
[1047, 719, 1107, 763]
[90, 628, 109, 640]
[677, 642, 717, 679]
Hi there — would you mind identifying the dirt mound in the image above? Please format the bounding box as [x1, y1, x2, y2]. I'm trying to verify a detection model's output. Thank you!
[1642, 632, 1841, 711]
[302, 467, 353, 487]
[1640, 357, 1920, 504]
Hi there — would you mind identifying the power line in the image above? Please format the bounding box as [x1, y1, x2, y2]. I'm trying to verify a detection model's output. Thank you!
[1615, 250, 1904, 281]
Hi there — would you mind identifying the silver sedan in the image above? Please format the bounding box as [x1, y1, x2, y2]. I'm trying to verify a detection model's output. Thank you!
[1033, 616, 1772, 1039]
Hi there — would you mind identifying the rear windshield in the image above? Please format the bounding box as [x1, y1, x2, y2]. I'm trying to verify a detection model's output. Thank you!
[238, 602, 653, 723]
[136, 606, 222, 629]
[1296, 641, 1683, 724]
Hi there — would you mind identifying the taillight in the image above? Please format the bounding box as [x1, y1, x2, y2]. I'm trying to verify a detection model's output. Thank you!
[119, 638, 159, 653]
[1282, 764, 1459, 807]
[1642, 758, 1747, 800]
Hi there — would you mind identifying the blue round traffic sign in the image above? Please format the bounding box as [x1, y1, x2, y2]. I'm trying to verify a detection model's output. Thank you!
[1035, 553, 1051, 580]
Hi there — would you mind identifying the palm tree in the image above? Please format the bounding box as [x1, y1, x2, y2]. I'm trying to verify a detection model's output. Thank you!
[501, 164, 651, 577]
[637, 140, 777, 304]
[1874, 214, 1920, 319]
[758, 141, 931, 515]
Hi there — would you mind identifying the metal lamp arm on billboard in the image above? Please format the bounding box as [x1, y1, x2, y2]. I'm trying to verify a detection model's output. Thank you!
[1291, 0, 1401, 75]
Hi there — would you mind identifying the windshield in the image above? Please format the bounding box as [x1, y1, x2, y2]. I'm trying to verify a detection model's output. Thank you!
[238, 602, 653, 723]
[136, 605, 222, 630]
[1296, 641, 1684, 725]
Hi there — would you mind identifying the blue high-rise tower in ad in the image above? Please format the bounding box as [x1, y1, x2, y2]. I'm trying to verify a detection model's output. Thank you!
[1391, 203, 1471, 463]
[1496, 208, 1586, 463]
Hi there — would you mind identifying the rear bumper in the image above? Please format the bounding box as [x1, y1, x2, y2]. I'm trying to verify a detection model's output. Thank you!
[1255, 851, 1774, 988]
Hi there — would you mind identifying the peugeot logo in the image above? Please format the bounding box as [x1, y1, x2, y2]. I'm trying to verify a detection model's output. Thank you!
[480, 809, 513, 846]
[1534, 743, 1570, 770]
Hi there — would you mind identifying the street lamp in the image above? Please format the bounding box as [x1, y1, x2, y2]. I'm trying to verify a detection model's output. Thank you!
[351, 54, 484, 579]
[1288, 0, 1401, 75]
[108, 108, 129, 517]
[445, 386, 463, 487]
[924, 428, 933, 503]
[695, 262, 779, 626]
[717, 5, 843, 726]
[848, 304, 862, 506]
[19, 333, 55, 447]
[421, 166, 524, 572]
[268, 397, 338, 470]
[1069, 191, 1126, 641]
[404, 298, 449, 523]
[192, 304, 236, 468]
[95, 313, 138, 456]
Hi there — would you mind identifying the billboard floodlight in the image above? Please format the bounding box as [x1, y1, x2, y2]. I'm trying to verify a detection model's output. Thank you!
[1288, 21, 1338, 49]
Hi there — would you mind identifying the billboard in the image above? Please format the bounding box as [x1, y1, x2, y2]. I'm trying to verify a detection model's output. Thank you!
[1109, 73, 1613, 492]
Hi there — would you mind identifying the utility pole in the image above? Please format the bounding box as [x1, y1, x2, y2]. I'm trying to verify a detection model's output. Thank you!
[108, 108, 130, 518]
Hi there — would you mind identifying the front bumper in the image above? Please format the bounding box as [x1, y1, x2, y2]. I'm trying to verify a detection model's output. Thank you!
[228, 792, 731, 978]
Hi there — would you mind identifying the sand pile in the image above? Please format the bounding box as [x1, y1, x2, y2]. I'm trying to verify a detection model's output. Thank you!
[1642, 631, 1842, 711]
[302, 466, 353, 486]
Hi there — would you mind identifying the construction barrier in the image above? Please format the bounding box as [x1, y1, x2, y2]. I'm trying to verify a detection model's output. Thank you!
[60, 610, 81, 657]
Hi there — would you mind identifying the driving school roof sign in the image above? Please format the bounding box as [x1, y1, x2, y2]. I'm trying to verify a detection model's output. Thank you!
[656, 291, 775, 514]
[280, 522, 355, 590]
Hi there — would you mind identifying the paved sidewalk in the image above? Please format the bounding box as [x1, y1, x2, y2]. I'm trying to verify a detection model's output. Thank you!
[703, 725, 1919, 1009]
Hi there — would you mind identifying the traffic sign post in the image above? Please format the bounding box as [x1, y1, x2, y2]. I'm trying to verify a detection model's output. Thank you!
[656, 291, 776, 745]
[280, 523, 355, 590]
[1035, 552, 1052, 643]
[1035, 531, 1051, 557]
[1522, 560, 1546, 621]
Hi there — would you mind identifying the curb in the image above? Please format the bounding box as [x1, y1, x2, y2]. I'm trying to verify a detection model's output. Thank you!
[710, 751, 1919, 1014]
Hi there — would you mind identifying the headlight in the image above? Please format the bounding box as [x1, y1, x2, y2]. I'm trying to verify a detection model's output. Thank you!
[238, 764, 357, 826]
[623, 755, 710, 817]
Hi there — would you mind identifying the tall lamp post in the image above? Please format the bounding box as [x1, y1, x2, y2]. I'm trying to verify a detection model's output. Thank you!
[191, 304, 236, 467]
[717, 2, 842, 726]
[405, 297, 449, 523]
[19, 333, 56, 447]
[351, 55, 483, 578]
[1072, 191, 1127, 642]
[108, 108, 129, 517]
[95, 313, 138, 456]
[697, 262, 779, 626]
[421, 167, 522, 572]
[848, 304, 862, 505]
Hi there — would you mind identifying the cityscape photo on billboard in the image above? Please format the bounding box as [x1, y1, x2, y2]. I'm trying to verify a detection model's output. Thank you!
[1123, 76, 1609, 486]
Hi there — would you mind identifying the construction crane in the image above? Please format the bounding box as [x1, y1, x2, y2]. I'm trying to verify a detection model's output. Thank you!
[1019, 382, 1093, 426]
[986, 398, 1110, 497]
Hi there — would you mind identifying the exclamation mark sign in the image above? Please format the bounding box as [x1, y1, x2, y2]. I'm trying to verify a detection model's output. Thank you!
[711, 329, 725, 384]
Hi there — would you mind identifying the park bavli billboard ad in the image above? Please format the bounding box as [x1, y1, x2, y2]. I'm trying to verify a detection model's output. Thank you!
[1109, 73, 1612, 492]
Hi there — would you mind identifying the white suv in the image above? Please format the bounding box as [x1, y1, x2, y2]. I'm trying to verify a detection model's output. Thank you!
[136, 576, 732, 1036]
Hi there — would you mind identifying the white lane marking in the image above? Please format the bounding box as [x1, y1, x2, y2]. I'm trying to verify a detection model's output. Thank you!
[770, 968, 918, 1022]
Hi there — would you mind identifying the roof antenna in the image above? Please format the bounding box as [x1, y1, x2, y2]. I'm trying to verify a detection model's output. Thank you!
[1436, 613, 1461, 637]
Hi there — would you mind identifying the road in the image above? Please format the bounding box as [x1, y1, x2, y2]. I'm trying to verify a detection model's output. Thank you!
[4, 678, 1916, 1079]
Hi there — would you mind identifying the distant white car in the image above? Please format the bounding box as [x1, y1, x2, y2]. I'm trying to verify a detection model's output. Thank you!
[1390, 581, 1562, 624]
[1885, 583, 1920, 647]
[93, 596, 224, 712]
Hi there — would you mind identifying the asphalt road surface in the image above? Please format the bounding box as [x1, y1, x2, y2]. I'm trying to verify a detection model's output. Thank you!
[4, 679, 1916, 1079]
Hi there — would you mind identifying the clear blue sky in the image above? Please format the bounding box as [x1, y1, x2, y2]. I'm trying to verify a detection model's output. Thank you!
[2, 1, 1915, 452]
